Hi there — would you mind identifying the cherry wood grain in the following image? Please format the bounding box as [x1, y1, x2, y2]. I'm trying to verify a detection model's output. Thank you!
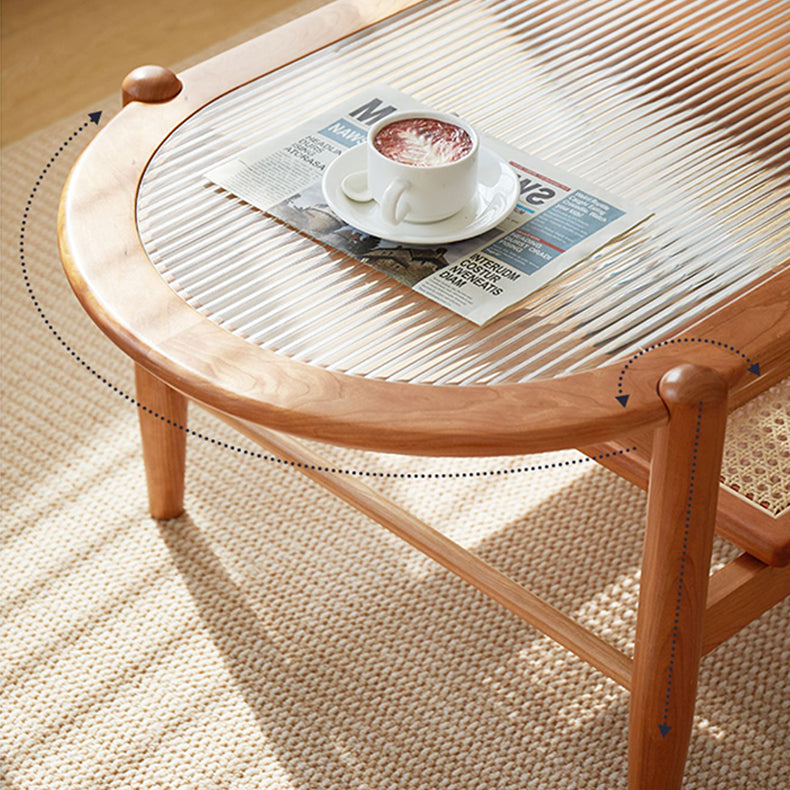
[703, 552, 790, 655]
[629, 365, 729, 790]
[710, 495, 790, 568]
[135, 363, 188, 519]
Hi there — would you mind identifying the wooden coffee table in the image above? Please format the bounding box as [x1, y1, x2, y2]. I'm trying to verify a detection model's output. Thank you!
[58, 0, 790, 786]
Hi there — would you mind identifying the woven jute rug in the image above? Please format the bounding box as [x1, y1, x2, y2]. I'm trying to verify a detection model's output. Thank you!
[2, 21, 789, 790]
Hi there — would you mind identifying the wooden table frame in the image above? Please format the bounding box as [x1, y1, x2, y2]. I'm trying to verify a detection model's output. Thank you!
[58, 1, 790, 786]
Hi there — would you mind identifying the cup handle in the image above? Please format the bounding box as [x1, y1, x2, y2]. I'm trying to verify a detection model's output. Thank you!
[381, 179, 411, 224]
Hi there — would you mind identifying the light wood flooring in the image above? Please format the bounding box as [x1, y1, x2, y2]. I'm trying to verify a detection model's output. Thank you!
[1, 0, 330, 144]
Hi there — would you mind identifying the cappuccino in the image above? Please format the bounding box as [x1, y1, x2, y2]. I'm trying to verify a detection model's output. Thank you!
[373, 117, 473, 167]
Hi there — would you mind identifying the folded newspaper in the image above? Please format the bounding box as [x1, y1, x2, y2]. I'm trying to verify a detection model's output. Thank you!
[205, 85, 649, 326]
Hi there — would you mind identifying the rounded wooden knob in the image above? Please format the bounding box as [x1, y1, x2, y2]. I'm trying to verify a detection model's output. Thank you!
[122, 65, 183, 106]
[658, 363, 728, 408]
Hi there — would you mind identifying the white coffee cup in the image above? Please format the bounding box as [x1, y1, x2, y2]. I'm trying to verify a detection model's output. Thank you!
[342, 111, 480, 225]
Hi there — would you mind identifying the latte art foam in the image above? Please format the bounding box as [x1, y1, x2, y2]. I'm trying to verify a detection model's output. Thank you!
[373, 118, 473, 167]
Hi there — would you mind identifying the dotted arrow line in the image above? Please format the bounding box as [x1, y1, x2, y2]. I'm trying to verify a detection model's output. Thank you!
[21, 115, 637, 479]
[21, 113, 101, 324]
[126, 408, 642, 480]
[616, 338, 760, 407]
[658, 400, 703, 738]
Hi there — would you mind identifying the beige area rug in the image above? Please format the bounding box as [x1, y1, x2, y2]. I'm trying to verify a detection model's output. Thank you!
[2, 28, 789, 790]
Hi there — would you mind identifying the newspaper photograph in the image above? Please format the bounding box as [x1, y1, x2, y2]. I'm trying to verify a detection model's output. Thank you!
[205, 85, 650, 326]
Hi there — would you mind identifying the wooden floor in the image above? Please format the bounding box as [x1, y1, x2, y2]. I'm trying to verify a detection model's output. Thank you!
[1, 0, 330, 144]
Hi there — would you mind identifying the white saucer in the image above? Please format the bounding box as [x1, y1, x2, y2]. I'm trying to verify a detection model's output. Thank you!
[321, 145, 520, 245]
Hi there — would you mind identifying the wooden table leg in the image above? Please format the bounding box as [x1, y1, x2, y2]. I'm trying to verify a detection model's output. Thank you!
[629, 364, 728, 789]
[134, 364, 187, 520]
[121, 70, 187, 519]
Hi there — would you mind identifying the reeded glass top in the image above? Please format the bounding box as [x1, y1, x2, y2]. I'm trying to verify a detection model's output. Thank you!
[137, 0, 790, 385]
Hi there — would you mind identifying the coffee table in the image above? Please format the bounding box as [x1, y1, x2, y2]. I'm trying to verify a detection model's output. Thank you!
[58, 0, 790, 786]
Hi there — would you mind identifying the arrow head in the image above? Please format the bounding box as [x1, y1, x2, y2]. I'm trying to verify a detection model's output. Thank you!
[616, 395, 630, 408]
[88, 111, 102, 125]
[658, 724, 671, 737]
[748, 362, 760, 376]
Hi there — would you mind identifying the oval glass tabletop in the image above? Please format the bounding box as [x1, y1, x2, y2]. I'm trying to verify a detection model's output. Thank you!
[136, 0, 789, 387]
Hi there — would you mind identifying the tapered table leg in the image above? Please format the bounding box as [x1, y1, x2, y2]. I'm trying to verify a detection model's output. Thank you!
[628, 364, 729, 789]
[134, 364, 188, 520]
[122, 70, 186, 519]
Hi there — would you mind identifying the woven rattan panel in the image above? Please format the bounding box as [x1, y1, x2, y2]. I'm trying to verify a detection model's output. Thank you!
[138, 0, 790, 385]
[724, 379, 790, 517]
